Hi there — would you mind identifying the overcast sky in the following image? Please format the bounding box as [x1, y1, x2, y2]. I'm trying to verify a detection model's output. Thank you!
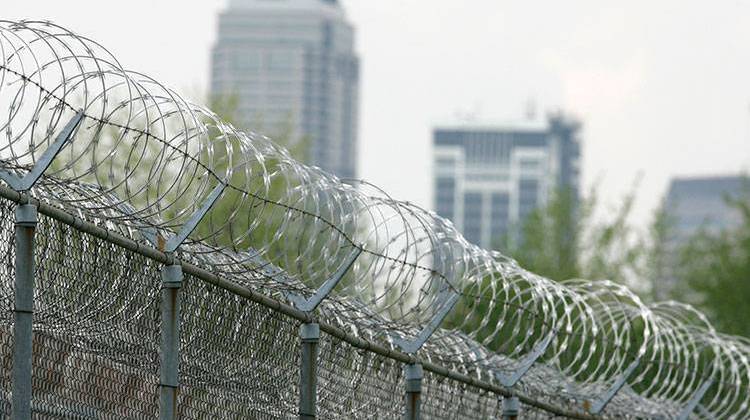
[5, 0, 750, 224]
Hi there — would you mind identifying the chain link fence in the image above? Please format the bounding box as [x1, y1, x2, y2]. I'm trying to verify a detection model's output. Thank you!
[0, 19, 748, 419]
[0, 192, 593, 419]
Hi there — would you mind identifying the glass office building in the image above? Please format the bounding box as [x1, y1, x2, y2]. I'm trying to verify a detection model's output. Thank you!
[665, 176, 746, 239]
[211, 0, 360, 178]
[433, 115, 581, 249]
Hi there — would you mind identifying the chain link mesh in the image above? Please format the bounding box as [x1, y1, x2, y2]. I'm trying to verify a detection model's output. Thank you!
[180, 273, 300, 419]
[0, 199, 14, 418]
[317, 333, 404, 418]
[31, 206, 160, 418]
[421, 370, 503, 419]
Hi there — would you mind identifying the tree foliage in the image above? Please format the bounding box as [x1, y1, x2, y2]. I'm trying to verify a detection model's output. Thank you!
[506, 185, 643, 287]
[504, 180, 750, 338]
[675, 197, 750, 337]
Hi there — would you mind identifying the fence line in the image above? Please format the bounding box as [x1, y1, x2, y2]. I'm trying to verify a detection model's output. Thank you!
[0, 19, 748, 418]
[0, 183, 597, 419]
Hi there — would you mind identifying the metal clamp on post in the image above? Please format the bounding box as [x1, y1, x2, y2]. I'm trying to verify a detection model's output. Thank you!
[246, 245, 360, 420]
[299, 323, 320, 420]
[15, 204, 38, 227]
[502, 395, 520, 420]
[404, 363, 423, 420]
[161, 264, 184, 288]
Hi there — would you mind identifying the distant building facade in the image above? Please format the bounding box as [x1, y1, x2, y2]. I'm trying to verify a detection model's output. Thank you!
[665, 176, 746, 241]
[655, 175, 748, 299]
[433, 115, 581, 249]
[211, 0, 360, 178]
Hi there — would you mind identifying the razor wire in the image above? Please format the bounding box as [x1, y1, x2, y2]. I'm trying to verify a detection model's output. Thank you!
[0, 19, 748, 418]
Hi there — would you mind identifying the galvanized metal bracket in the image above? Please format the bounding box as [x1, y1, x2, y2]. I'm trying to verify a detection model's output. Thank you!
[0, 110, 84, 191]
[393, 289, 460, 354]
[299, 323, 320, 342]
[246, 245, 360, 312]
[288, 246, 363, 312]
[15, 204, 38, 228]
[161, 264, 184, 288]
[676, 379, 712, 420]
[502, 395, 520, 418]
[588, 356, 641, 414]
[164, 181, 227, 253]
[404, 362, 423, 420]
[496, 327, 557, 387]
[404, 363, 423, 393]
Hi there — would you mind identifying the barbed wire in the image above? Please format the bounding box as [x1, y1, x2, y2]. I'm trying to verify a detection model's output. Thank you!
[0, 19, 748, 418]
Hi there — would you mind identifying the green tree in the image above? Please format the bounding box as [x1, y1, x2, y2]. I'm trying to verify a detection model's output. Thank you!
[506, 184, 642, 286]
[506, 187, 580, 281]
[675, 196, 750, 337]
[641, 201, 675, 302]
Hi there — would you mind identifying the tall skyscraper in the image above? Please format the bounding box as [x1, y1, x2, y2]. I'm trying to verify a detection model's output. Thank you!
[211, 0, 360, 178]
[433, 114, 581, 249]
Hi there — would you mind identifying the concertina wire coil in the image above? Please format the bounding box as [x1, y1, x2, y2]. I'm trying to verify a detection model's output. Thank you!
[0, 19, 748, 418]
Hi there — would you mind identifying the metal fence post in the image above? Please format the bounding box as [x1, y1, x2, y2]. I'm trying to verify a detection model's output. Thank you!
[404, 363, 423, 420]
[502, 395, 520, 420]
[267, 246, 359, 420]
[391, 289, 456, 420]
[159, 263, 183, 420]
[12, 203, 37, 420]
[299, 323, 320, 420]
[156, 181, 225, 419]
[1, 111, 83, 420]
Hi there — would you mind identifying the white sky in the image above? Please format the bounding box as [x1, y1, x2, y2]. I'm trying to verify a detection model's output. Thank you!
[5, 0, 750, 225]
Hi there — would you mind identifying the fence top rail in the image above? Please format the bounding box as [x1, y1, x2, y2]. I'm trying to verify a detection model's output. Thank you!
[0, 19, 747, 418]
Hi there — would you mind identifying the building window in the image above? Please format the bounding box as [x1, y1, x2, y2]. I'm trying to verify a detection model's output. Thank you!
[490, 193, 509, 246]
[436, 157, 455, 168]
[463, 192, 483, 245]
[518, 179, 539, 221]
[232, 52, 261, 72]
[266, 51, 295, 73]
[520, 159, 540, 171]
[435, 178, 455, 221]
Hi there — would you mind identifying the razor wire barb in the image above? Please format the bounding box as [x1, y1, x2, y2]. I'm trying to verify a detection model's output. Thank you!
[0, 19, 748, 419]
